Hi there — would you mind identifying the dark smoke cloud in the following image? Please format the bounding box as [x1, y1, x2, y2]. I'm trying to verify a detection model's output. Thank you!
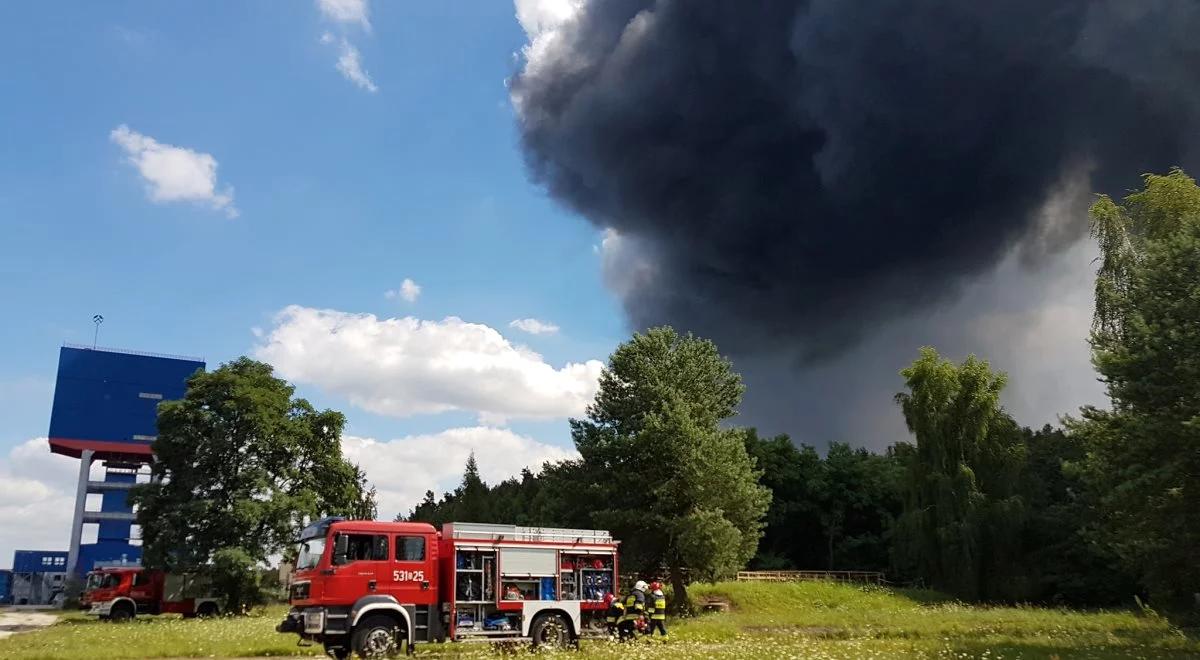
[511, 0, 1200, 441]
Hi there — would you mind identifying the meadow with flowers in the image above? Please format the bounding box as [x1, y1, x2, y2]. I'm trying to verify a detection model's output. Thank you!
[1, 581, 1196, 659]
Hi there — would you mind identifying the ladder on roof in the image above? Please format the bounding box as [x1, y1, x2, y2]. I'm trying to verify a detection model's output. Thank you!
[444, 522, 614, 544]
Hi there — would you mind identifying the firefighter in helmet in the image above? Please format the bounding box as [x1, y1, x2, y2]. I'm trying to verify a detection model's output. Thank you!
[604, 592, 624, 636]
[645, 581, 668, 639]
[618, 580, 648, 641]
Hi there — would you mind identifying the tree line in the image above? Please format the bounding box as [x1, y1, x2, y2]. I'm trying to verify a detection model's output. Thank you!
[131, 169, 1199, 613]
[404, 169, 1200, 610]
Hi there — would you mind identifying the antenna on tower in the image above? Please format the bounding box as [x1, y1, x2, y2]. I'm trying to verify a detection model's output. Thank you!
[92, 314, 104, 349]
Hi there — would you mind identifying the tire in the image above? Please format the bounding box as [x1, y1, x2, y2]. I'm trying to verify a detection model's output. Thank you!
[196, 602, 219, 618]
[530, 614, 572, 649]
[352, 614, 402, 659]
[109, 601, 135, 622]
[324, 641, 351, 660]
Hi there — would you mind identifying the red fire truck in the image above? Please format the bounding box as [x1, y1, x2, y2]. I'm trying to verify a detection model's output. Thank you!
[277, 518, 619, 657]
[81, 567, 221, 620]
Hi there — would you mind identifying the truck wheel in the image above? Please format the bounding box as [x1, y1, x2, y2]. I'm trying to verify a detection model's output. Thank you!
[109, 602, 135, 622]
[530, 614, 571, 649]
[352, 614, 401, 658]
[197, 602, 219, 618]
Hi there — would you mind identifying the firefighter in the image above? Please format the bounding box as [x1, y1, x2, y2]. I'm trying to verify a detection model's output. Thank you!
[604, 592, 625, 636]
[646, 581, 668, 639]
[618, 580, 647, 641]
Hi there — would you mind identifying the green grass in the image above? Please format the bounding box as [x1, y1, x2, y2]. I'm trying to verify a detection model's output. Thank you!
[0, 605, 304, 659]
[1, 583, 1196, 659]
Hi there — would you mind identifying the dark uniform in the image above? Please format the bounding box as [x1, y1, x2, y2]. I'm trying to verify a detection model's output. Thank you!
[617, 588, 645, 641]
[605, 597, 625, 636]
[646, 590, 668, 638]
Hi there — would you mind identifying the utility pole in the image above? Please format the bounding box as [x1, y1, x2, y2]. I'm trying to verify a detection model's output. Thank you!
[92, 314, 104, 349]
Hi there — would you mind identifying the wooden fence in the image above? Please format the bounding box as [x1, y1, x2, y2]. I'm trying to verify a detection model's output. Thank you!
[735, 570, 886, 585]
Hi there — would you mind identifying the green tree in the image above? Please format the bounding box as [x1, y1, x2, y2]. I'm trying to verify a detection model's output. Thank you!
[744, 431, 904, 574]
[130, 357, 372, 612]
[1073, 168, 1200, 607]
[894, 348, 1027, 600]
[571, 327, 770, 610]
[1020, 426, 1136, 605]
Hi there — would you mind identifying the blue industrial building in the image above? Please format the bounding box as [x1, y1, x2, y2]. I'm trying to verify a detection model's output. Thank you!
[45, 344, 204, 579]
[8, 551, 69, 605]
[0, 569, 11, 605]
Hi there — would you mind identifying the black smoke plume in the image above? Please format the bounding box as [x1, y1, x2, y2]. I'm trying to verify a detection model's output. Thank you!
[511, 0, 1200, 438]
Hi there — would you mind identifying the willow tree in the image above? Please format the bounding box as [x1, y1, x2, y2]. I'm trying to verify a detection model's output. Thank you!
[894, 348, 1027, 600]
[1074, 168, 1200, 607]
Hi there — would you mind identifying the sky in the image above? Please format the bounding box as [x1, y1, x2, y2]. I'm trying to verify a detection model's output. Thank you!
[0, 1, 1120, 567]
[0, 0, 631, 565]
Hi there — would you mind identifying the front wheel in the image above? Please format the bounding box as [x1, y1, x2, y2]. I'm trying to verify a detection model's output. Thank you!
[530, 613, 572, 649]
[108, 601, 135, 622]
[324, 640, 351, 660]
[352, 614, 401, 658]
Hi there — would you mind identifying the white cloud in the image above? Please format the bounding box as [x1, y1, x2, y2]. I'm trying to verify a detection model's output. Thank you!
[317, 0, 377, 93]
[317, 0, 370, 30]
[334, 38, 378, 93]
[110, 125, 238, 218]
[509, 318, 560, 335]
[384, 278, 421, 303]
[0, 438, 78, 567]
[342, 428, 576, 519]
[254, 306, 604, 424]
[515, 0, 580, 37]
[511, 0, 585, 114]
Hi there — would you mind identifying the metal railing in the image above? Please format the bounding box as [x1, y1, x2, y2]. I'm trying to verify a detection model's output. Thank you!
[444, 522, 614, 544]
[736, 570, 886, 585]
[62, 342, 204, 363]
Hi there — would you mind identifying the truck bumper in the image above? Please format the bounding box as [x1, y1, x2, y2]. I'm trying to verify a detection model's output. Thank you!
[276, 610, 302, 634]
[88, 601, 114, 617]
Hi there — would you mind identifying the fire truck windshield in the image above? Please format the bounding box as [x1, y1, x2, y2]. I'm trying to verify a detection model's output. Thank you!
[85, 572, 120, 591]
[296, 536, 326, 570]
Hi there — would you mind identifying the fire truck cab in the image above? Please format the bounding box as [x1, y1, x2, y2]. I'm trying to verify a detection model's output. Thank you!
[278, 518, 619, 658]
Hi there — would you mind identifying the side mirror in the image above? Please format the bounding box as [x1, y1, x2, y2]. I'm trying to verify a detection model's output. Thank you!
[333, 533, 348, 566]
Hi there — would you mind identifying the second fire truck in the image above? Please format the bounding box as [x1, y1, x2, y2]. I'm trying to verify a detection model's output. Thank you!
[277, 518, 619, 658]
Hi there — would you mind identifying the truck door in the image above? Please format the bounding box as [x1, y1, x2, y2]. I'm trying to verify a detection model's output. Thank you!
[379, 532, 437, 606]
[129, 571, 155, 611]
[332, 531, 391, 599]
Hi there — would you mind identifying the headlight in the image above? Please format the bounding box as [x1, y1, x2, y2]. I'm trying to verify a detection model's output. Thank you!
[303, 608, 325, 634]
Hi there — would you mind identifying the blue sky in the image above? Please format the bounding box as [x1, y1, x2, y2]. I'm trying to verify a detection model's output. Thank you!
[0, 0, 630, 553]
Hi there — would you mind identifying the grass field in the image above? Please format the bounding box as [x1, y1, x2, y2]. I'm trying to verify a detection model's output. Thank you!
[1, 581, 1196, 659]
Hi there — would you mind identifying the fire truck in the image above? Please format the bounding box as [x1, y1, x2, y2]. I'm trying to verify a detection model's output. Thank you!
[81, 567, 221, 620]
[277, 518, 619, 658]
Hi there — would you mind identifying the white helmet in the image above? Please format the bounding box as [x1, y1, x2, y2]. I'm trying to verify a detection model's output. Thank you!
[634, 580, 648, 592]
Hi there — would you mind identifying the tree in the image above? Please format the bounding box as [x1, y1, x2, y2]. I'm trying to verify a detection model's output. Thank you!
[743, 432, 904, 573]
[1019, 426, 1136, 605]
[1073, 168, 1200, 607]
[570, 327, 770, 610]
[130, 357, 372, 612]
[893, 347, 1027, 600]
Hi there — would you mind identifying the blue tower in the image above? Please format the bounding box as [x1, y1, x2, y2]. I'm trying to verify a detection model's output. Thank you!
[47, 345, 204, 578]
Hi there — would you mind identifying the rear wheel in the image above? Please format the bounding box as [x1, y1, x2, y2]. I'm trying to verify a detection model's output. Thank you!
[108, 601, 135, 622]
[530, 614, 572, 649]
[352, 614, 401, 658]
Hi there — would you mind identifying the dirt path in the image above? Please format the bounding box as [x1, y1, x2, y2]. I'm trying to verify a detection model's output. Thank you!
[0, 610, 59, 639]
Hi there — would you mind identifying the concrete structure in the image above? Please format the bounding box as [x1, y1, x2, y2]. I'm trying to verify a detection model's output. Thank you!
[47, 344, 204, 579]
